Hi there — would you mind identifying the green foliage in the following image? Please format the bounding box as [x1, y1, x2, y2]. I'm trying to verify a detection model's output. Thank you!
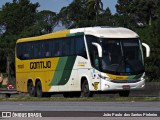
[0, 0, 39, 35]
[58, 0, 113, 28]
[0, 0, 57, 76]
[136, 23, 160, 82]
[87, 0, 103, 21]
[36, 10, 57, 33]
[58, 0, 89, 28]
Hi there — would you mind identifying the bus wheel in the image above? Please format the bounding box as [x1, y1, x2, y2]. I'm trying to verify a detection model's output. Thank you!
[28, 81, 36, 97]
[119, 90, 130, 97]
[36, 81, 43, 97]
[82, 80, 93, 97]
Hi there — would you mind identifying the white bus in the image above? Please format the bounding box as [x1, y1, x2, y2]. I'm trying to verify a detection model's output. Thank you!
[16, 26, 150, 97]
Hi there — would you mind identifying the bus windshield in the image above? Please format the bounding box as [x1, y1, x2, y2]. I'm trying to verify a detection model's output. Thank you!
[101, 38, 144, 74]
[86, 35, 144, 75]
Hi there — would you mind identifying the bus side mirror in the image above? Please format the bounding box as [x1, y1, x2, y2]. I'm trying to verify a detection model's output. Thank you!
[142, 43, 150, 57]
[92, 42, 102, 58]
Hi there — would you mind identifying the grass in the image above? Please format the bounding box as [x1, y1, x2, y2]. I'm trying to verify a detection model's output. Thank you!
[0, 95, 159, 102]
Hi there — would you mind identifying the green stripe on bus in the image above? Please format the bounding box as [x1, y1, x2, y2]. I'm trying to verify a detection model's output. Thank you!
[49, 57, 68, 86]
[66, 32, 84, 37]
[75, 32, 84, 36]
[58, 56, 76, 85]
[49, 56, 76, 86]
[56, 57, 68, 71]
[66, 33, 75, 37]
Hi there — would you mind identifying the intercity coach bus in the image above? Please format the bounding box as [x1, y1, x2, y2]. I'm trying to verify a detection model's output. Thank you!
[15, 26, 150, 97]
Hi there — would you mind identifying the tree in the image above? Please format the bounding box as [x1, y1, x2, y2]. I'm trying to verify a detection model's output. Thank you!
[87, 0, 103, 21]
[130, 0, 156, 26]
[115, 0, 135, 28]
[37, 10, 57, 33]
[135, 5, 160, 82]
[1, 0, 39, 35]
[58, 0, 88, 28]
[58, 0, 107, 28]
[95, 7, 114, 26]
[115, 0, 158, 28]
[116, 0, 133, 15]
[0, 0, 39, 78]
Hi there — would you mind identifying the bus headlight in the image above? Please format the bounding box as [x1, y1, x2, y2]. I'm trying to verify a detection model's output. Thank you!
[105, 84, 110, 88]
[140, 77, 145, 81]
[140, 73, 146, 80]
[140, 73, 145, 81]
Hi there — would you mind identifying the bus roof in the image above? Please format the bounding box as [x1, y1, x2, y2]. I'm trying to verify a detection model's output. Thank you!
[70, 27, 139, 38]
[17, 26, 139, 43]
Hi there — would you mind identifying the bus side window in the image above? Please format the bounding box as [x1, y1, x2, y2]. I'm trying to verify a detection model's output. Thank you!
[30, 44, 34, 59]
[33, 42, 42, 59]
[70, 37, 75, 55]
[86, 35, 99, 69]
[43, 41, 50, 57]
[76, 36, 87, 59]
[24, 42, 31, 59]
[62, 38, 72, 56]
[17, 43, 24, 60]
[17, 42, 31, 60]
[53, 39, 62, 57]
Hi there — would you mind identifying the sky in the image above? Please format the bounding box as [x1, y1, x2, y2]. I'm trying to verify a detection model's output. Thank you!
[0, 0, 117, 14]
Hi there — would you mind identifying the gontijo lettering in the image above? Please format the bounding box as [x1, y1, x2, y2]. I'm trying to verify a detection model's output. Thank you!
[30, 61, 51, 69]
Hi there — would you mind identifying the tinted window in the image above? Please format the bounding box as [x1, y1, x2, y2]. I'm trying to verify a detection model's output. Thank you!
[62, 38, 70, 56]
[86, 35, 99, 68]
[53, 39, 62, 57]
[16, 35, 86, 60]
[16, 42, 31, 60]
[76, 36, 87, 58]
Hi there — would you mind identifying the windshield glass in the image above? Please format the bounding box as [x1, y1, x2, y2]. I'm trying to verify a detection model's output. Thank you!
[86, 35, 144, 75]
[101, 38, 144, 74]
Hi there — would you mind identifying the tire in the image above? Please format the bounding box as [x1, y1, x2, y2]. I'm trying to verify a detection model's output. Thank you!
[119, 90, 130, 97]
[28, 81, 36, 97]
[35, 81, 43, 97]
[82, 80, 93, 97]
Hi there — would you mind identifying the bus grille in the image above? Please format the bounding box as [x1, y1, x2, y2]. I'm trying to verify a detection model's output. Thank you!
[111, 80, 140, 83]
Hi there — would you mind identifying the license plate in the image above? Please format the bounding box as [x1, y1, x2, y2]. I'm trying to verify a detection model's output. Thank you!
[122, 85, 130, 90]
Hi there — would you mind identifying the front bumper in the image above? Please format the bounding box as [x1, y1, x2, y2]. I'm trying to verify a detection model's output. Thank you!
[101, 79, 145, 91]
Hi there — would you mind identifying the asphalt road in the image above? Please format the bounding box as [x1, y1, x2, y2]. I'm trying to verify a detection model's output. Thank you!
[0, 101, 160, 111]
[0, 101, 159, 120]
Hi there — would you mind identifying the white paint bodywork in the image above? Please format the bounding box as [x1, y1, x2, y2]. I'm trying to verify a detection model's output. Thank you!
[49, 27, 145, 92]
[70, 27, 139, 38]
